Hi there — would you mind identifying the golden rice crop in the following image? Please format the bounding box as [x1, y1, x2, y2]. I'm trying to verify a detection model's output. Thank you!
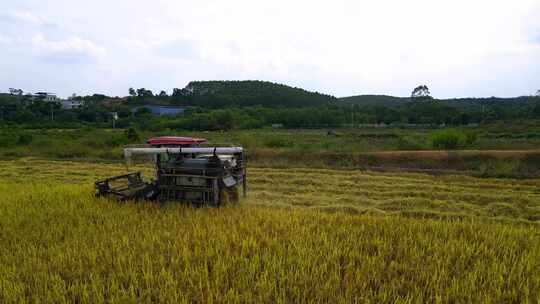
[0, 159, 539, 303]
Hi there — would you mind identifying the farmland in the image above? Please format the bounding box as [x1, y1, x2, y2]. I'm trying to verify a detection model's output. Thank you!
[2, 124, 540, 178]
[1, 159, 539, 302]
[3, 0, 540, 302]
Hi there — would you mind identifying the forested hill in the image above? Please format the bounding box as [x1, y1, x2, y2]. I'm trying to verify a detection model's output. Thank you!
[339, 94, 540, 107]
[172, 80, 337, 107]
[339, 95, 409, 107]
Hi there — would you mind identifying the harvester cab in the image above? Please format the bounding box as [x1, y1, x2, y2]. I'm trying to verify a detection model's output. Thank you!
[95, 136, 246, 206]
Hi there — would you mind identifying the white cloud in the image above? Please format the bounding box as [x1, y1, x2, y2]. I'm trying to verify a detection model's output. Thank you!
[0, 10, 58, 29]
[31, 34, 106, 62]
[1, 0, 539, 97]
[10, 11, 53, 27]
[0, 34, 12, 44]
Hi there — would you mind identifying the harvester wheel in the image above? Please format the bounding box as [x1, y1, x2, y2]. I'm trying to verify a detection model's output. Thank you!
[219, 188, 230, 205]
[227, 187, 240, 203]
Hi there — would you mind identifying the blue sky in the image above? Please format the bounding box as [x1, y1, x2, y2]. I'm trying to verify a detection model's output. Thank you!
[1, 0, 539, 98]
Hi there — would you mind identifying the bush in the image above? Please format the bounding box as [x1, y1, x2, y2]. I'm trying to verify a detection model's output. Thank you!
[105, 135, 129, 147]
[464, 131, 477, 146]
[125, 128, 140, 142]
[0, 133, 17, 147]
[17, 133, 33, 145]
[397, 134, 424, 150]
[265, 137, 294, 148]
[430, 129, 474, 150]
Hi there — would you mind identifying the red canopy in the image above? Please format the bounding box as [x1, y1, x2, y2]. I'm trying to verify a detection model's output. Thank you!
[147, 136, 207, 146]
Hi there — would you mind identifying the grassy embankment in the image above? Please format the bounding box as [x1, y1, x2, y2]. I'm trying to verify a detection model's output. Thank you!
[0, 159, 539, 302]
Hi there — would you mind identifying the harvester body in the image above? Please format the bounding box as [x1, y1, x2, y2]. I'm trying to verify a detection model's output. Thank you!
[95, 137, 246, 206]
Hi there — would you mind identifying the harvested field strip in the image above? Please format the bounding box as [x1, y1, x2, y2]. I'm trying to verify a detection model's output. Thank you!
[250, 192, 538, 220]
[250, 167, 540, 188]
[249, 175, 539, 198]
[1, 159, 539, 222]
[249, 182, 537, 206]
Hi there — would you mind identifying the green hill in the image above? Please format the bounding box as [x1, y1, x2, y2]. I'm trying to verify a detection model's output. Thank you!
[171, 80, 337, 108]
[339, 94, 540, 108]
[339, 95, 409, 107]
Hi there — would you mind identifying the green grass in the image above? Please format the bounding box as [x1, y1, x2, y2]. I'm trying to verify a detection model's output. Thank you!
[1, 126, 540, 178]
[2, 121, 540, 160]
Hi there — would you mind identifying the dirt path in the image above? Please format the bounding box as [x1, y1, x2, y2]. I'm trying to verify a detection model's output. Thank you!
[365, 149, 540, 159]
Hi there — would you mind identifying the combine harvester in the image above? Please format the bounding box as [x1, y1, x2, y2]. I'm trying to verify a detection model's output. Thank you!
[95, 136, 246, 206]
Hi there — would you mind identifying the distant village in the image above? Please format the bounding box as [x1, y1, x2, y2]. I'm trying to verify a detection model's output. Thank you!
[8, 89, 83, 110]
[4, 88, 186, 116]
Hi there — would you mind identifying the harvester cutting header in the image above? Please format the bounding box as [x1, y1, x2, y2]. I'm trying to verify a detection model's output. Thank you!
[95, 136, 246, 206]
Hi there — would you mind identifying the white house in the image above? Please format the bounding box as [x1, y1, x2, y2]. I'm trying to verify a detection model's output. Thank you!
[61, 99, 84, 110]
[33, 92, 58, 102]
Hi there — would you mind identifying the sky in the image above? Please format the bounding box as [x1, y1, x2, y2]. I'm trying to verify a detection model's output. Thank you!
[0, 0, 539, 98]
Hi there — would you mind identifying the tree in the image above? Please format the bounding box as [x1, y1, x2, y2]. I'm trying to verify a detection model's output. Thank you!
[124, 127, 140, 142]
[134, 107, 152, 117]
[9, 88, 23, 96]
[172, 88, 189, 97]
[532, 103, 540, 118]
[158, 90, 168, 97]
[128, 87, 137, 97]
[411, 85, 432, 101]
[136, 88, 153, 98]
[536, 89, 540, 97]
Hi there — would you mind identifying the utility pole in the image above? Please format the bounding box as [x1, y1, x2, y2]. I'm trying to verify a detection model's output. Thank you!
[112, 112, 118, 129]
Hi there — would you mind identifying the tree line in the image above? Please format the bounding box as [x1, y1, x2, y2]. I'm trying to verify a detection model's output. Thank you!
[1, 81, 539, 130]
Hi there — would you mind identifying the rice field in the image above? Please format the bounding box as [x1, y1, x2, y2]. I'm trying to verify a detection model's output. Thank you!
[0, 159, 539, 302]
